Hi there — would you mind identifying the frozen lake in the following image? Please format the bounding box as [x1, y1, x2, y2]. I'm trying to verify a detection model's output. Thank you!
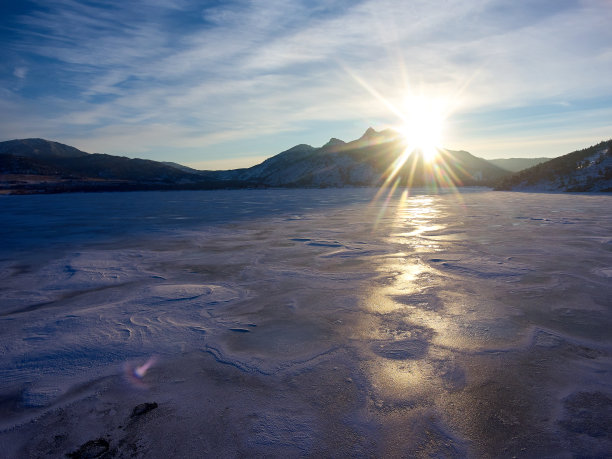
[1, 188, 611, 457]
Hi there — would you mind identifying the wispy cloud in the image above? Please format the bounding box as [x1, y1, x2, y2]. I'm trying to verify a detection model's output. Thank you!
[0, 0, 610, 162]
[12, 66, 28, 79]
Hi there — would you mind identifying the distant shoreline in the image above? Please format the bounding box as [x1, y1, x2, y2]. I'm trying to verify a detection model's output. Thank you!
[0, 175, 498, 195]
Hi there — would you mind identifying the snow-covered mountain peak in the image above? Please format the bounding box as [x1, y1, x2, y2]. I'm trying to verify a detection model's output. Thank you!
[361, 127, 378, 139]
[322, 138, 346, 149]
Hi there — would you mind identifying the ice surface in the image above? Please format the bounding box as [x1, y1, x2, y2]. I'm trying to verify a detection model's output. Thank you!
[0, 188, 611, 457]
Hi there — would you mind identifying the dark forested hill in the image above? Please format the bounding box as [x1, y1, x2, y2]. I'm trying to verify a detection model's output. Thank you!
[0, 138, 89, 159]
[0, 138, 258, 193]
[494, 140, 612, 192]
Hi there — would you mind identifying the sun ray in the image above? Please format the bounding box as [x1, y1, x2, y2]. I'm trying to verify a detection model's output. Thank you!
[345, 69, 408, 123]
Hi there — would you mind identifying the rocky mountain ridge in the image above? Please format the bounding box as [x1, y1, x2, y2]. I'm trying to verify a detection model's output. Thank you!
[3, 130, 609, 194]
[0, 129, 511, 193]
[219, 128, 509, 187]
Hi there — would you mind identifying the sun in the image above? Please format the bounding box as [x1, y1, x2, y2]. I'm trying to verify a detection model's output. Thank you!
[396, 95, 446, 163]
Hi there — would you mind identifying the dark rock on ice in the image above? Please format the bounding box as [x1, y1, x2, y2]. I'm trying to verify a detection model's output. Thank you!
[130, 402, 158, 418]
[67, 438, 109, 458]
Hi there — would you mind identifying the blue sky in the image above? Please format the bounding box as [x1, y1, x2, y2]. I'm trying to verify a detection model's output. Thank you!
[1, 0, 611, 169]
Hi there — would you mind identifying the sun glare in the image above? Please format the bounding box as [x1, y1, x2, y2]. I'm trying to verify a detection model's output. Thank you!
[347, 69, 462, 192]
[397, 95, 446, 163]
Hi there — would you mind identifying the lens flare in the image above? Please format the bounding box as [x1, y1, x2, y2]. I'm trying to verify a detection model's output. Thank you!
[134, 356, 156, 378]
[124, 355, 157, 388]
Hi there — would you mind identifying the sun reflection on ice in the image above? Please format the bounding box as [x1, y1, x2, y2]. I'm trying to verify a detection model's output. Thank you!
[360, 191, 459, 402]
[372, 360, 429, 398]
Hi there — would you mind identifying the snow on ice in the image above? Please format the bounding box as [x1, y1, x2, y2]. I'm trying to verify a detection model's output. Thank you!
[0, 188, 611, 457]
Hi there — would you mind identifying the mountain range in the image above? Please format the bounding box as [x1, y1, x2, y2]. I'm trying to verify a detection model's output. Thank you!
[1, 130, 610, 193]
[488, 157, 550, 172]
[0, 138, 255, 193]
[215, 128, 510, 187]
